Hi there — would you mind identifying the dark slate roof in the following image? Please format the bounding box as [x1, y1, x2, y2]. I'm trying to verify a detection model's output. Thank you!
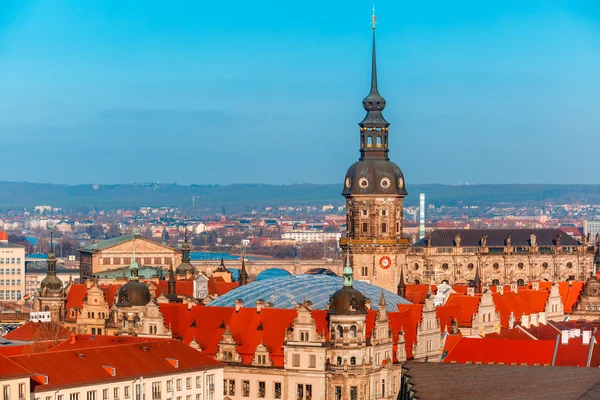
[401, 361, 600, 400]
[412, 228, 579, 247]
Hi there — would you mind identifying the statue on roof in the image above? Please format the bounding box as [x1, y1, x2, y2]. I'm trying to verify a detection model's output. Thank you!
[530, 233, 537, 247]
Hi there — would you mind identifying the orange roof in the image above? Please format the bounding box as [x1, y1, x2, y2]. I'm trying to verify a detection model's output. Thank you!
[47, 334, 164, 352]
[0, 231, 8, 241]
[10, 340, 222, 391]
[491, 289, 548, 328]
[3, 322, 71, 342]
[440, 294, 481, 327]
[0, 354, 31, 378]
[444, 337, 556, 365]
[65, 284, 88, 310]
[564, 281, 584, 313]
[207, 278, 239, 296]
[155, 280, 195, 297]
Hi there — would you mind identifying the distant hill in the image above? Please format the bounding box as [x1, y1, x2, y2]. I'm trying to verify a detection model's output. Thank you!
[0, 182, 599, 212]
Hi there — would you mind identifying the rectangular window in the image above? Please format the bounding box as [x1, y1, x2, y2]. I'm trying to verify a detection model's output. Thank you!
[124, 387, 130, 399]
[154, 257, 162, 264]
[123, 257, 131, 265]
[361, 267, 368, 276]
[292, 353, 300, 367]
[166, 381, 172, 393]
[144, 257, 152, 265]
[152, 382, 161, 399]
[242, 381, 250, 397]
[186, 378, 191, 389]
[58, 396, 63, 400]
[135, 384, 141, 400]
[362, 223, 368, 233]
[18, 384, 25, 399]
[309, 354, 316, 368]
[102, 390, 108, 400]
[335, 386, 342, 400]
[114, 388, 120, 400]
[186, 396, 191, 400]
[228, 380, 235, 396]
[274, 383, 281, 399]
[350, 386, 358, 400]
[258, 382, 265, 398]
[103, 258, 110, 265]
[176, 379, 182, 391]
[196, 376, 201, 388]
[381, 223, 387, 233]
[4, 386, 9, 400]
[296, 385, 303, 400]
[70, 394, 79, 400]
[87, 393, 96, 400]
[16, 258, 21, 264]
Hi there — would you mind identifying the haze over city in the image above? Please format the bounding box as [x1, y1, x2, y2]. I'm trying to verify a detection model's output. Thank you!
[1, 1, 599, 185]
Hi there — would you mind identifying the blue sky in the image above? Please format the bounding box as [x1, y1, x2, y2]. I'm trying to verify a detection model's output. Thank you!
[0, 1, 599, 185]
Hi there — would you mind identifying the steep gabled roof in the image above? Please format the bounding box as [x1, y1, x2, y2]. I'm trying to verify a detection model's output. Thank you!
[3, 322, 71, 342]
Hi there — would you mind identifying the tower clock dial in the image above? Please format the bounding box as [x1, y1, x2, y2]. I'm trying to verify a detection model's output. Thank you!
[379, 256, 392, 269]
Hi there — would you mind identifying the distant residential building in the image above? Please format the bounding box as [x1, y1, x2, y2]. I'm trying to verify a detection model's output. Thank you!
[0, 237, 25, 302]
[584, 220, 600, 242]
[281, 231, 342, 243]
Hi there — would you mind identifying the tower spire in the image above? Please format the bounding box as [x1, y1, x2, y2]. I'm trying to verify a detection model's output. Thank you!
[47, 230, 57, 273]
[343, 246, 353, 287]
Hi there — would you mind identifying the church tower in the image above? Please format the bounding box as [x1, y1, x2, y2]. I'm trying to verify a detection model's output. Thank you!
[340, 12, 409, 293]
[35, 231, 66, 322]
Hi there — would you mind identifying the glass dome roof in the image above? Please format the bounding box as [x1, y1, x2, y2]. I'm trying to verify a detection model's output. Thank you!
[256, 268, 292, 281]
[208, 274, 411, 311]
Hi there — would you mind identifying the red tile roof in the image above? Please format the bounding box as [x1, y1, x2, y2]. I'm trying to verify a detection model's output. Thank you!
[155, 280, 194, 297]
[65, 284, 88, 310]
[443, 337, 556, 365]
[0, 231, 8, 241]
[9, 340, 222, 391]
[3, 322, 71, 342]
[207, 278, 239, 296]
[0, 354, 31, 378]
[439, 294, 481, 327]
[47, 334, 164, 352]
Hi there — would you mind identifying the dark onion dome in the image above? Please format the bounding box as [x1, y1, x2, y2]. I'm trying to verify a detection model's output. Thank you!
[328, 254, 368, 315]
[40, 236, 63, 294]
[175, 236, 194, 276]
[342, 159, 407, 196]
[116, 256, 151, 307]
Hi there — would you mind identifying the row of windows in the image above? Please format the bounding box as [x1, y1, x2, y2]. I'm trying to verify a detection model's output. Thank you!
[224, 380, 282, 398]
[360, 222, 399, 234]
[413, 261, 575, 271]
[102, 257, 170, 265]
[0, 279, 21, 286]
[0, 268, 22, 274]
[0, 258, 21, 265]
[3, 383, 26, 400]
[0, 290, 21, 300]
[34, 375, 215, 400]
[290, 353, 317, 368]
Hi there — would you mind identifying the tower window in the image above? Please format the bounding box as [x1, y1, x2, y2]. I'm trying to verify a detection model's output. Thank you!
[362, 209, 368, 217]
[381, 223, 387, 233]
[376, 136, 382, 147]
[367, 136, 373, 147]
[362, 223, 368, 233]
[361, 267, 368, 276]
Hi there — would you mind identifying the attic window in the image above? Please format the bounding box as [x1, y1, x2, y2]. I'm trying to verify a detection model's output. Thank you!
[165, 358, 179, 368]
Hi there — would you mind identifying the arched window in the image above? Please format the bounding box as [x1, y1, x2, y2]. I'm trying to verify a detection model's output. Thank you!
[337, 325, 344, 338]
[567, 262, 573, 269]
[337, 357, 342, 365]
[517, 279, 525, 287]
[542, 262, 549, 269]
[133, 315, 140, 328]
[367, 136, 373, 147]
[518, 262, 524, 270]
[91, 312, 95, 319]
[414, 279, 421, 285]
[467, 263, 474, 270]
[492, 279, 500, 286]
[88, 312, 91, 318]
[349, 325, 357, 338]
[493, 263, 499, 270]
[376, 136, 382, 147]
[123, 316, 129, 328]
[414, 263, 419, 271]
[350, 357, 356, 365]
[442, 263, 449, 270]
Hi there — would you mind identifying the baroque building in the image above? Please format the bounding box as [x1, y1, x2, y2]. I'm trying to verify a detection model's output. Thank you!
[34, 234, 66, 323]
[340, 12, 409, 294]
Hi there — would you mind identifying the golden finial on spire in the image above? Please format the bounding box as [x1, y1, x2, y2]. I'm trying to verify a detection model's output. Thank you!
[372, 5, 377, 30]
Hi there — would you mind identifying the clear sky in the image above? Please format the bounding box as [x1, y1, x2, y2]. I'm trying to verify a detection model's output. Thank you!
[0, 1, 599, 185]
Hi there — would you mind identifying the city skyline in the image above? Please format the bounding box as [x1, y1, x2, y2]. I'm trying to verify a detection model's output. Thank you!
[1, 1, 599, 185]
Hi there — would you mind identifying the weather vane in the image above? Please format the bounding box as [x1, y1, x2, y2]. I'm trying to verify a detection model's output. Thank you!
[372, 5, 377, 30]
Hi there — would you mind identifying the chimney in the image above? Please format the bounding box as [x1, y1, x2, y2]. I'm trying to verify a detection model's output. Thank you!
[532, 282, 540, 290]
[234, 298, 244, 312]
[70, 333, 76, 344]
[467, 287, 475, 296]
[496, 285, 504, 295]
[521, 314, 530, 329]
[583, 330, 592, 345]
[510, 283, 518, 294]
[256, 299, 264, 313]
[561, 330, 569, 344]
[538, 312, 547, 325]
[530, 313, 539, 327]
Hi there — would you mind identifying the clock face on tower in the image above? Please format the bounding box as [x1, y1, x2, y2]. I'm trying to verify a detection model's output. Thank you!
[379, 256, 392, 269]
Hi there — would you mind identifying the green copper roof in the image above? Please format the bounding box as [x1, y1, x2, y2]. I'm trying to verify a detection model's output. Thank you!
[81, 235, 136, 251]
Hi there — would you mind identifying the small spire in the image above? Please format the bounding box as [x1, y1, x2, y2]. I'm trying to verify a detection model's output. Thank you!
[371, 5, 377, 30]
[397, 266, 406, 298]
[378, 290, 386, 307]
[129, 243, 139, 279]
[239, 256, 248, 286]
[343, 247, 353, 287]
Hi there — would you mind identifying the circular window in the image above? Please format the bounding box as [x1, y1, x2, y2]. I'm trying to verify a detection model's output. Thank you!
[467, 263, 474, 270]
[542, 262, 549, 269]
[442, 263, 449, 270]
[567, 262, 573, 269]
[398, 177, 404, 188]
[518, 262, 524, 270]
[345, 178, 351, 188]
[381, 209, 387, 217]
[362, 209, 368, 217]
[359, 178, 369, 188]
[414, 263, 419, 271]
[493, 263, 499, 270]
[380, 178, 391, 188]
